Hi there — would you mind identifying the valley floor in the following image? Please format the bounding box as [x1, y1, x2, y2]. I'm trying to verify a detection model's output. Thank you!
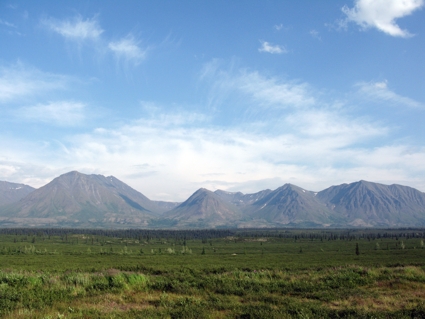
[0, 228, 424, 318]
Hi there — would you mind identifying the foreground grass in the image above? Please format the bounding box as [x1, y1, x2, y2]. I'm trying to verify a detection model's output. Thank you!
[0, 230, 425, 318]
[1, 265, 425, 318]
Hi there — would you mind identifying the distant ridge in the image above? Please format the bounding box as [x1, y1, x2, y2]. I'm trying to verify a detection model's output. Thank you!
[214, 189, 272, 207]
[162, 188, 242, 228]
[0, 181, 35, 206]
[0, 172, 425, 228]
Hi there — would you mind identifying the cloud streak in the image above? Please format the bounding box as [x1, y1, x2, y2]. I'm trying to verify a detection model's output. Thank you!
[42, 15, 104, 40]
[356, 80, 424, 108]
[200, 61, 315, 113]
[0, 62, 69, 103]
[0, 19, 17, 28]
[237, 71, 314, 109]
[342, 0, 424, 37]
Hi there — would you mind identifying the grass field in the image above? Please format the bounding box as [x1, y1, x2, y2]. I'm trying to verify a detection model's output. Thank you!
[0, 228, 425, 318]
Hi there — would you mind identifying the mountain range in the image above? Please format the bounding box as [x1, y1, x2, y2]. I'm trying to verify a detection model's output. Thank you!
[0, 171, 424, 228]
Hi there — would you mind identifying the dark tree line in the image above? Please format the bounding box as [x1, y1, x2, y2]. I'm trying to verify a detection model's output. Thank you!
[0, 228, 234, 241]
[0, 227, 423, 241]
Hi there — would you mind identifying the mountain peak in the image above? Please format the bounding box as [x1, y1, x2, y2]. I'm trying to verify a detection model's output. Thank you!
[245, 182, 336, 226]
[275, 183, 309, 194]
[195, 187, 212, 193]
[163, 187, 241, 227]
[357, 180, 372, 186]
[59, 170, 84, 178]
[0, 172, 167, 227]
[179, 188, 215, 206]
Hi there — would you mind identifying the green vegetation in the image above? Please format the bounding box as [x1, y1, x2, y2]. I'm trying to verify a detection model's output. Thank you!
[0, 228, 425, 318]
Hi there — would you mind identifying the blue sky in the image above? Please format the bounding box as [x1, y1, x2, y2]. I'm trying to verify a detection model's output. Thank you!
[1, 0, 424, 201]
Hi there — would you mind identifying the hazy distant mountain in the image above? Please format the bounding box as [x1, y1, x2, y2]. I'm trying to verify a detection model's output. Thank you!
[214, 189, 272, 207]
[0, 171, 164, 228]
[152, 200, 181, 213]
[317, 180, 425, 227]
[0, 181, 35, 206]
[244, 184, 340, 227]
[162, 188, 242, 228]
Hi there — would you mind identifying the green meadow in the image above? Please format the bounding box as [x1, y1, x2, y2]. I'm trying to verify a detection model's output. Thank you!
[0, 228, 425, 318]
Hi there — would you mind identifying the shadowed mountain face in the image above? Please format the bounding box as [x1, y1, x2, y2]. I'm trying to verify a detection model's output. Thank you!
[0, 171, 164, 228]
[0, 181, 35, 206]
[317, 181, 425, 227]
[162, 188, 242, 228]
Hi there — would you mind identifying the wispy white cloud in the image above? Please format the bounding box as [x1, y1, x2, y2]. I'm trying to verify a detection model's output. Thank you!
[342, 0, 424, 37]
[0, 18, 23, 36]
[200, 61, 315, 112]
[237, 71, 314, 108]
[17, 101, 86, 126]
[274, 24, 283, 31]
[258, 41, 287, 54]
[0, 62, 69, 103]
[356, 80, 424, 108]
[138, 101, 210, 127]
[41, 14, 150, 68]
[309, 29, 321, 40]
[42, 15, 103, 40]
[108, 35, 147, 65]
[0, 19, 17, 28]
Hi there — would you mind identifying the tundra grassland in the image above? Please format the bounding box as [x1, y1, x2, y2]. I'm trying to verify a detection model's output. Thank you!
[0, 228, 425, 318]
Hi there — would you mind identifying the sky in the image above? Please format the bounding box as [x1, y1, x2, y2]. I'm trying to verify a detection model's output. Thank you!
[1, 0, 424, 201]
